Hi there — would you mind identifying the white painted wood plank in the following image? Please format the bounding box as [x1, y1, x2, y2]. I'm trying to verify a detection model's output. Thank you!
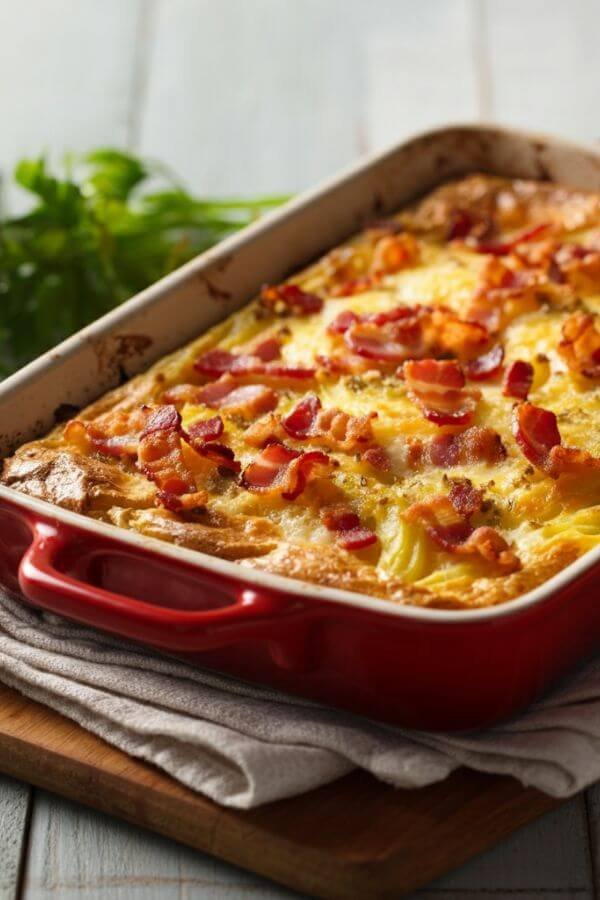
[0, 776, 31, 900]
[139, 0, 479, 195]
[484, 0, 600, 142]
[0, 0, 144, 213]
[22, 791, 299, 899]
[414, 797, 592, 898]
[364, 0, 480, 153]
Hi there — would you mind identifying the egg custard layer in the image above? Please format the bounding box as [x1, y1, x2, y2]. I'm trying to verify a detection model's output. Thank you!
[5, 174, 600, 610]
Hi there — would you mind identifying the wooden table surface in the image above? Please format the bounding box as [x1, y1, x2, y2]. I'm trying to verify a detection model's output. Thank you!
[0, 1, 599, 896]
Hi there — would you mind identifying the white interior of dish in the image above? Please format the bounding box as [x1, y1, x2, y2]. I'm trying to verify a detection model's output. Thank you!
[2, 123, 600, 623]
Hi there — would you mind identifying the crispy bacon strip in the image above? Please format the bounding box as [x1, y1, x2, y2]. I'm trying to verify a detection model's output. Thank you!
[320, 505, 378, 551]
[244, 394, 381, 457]
[186, 416, 224, 443]
[361, 446, 392, 471]
[429, 309, 489, 360]
[192, 442, 241, 474]
[403, 360, 480, 427]
[196, 376, 279, 417]
[241, 442, 333, 500]
[260, 283, 323, 315]
[196, 338, 315, 391]
[512, 402, 600, 478]
[466, 258, 540, 333]
[407, 426, 506, 469]
[550, 242, 600, 293]
[473, 223, 552, 256]
[464, 344, 504, 381]
[446, 208, 493, 242]
[64, 408, 149, 458]
[344, 317, 425, 363]
[331, 304, 489, 367]
[558, 313, 600, 379]
[137, 406, 207, 510]
[404, 480, 520, 571]
[282, 394, 377, 452]
[330, 275, 382, 297]
[503, 360, 534, 399]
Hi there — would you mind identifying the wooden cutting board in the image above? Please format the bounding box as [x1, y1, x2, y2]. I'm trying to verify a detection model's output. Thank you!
[0, 683, 560, 900]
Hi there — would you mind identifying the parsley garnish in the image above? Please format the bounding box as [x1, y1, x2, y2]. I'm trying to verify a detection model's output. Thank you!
[0, 149, 287, 376]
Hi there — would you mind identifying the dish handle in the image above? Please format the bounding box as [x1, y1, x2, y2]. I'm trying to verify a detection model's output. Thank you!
[18, 520, 290, 651]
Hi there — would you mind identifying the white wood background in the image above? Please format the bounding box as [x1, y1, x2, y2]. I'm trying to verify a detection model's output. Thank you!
[0, 0, 599, 896]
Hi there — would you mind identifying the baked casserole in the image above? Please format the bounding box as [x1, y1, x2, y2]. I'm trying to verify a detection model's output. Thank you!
[4, 174, 600, 610]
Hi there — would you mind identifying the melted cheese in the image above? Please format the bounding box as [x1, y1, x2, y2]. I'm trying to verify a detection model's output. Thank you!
[6, 174, 600, 608]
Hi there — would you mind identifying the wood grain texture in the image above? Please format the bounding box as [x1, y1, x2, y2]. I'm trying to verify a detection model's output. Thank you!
[23, 792, 299, 899]
[0, 775, 31, 900]
[0, 682, 562, 900]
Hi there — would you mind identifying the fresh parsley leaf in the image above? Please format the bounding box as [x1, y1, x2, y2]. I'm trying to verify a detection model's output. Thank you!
[0, 149, 287, 377]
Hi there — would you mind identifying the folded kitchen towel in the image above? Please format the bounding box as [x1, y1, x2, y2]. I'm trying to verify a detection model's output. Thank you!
[1, 587, 600, 809]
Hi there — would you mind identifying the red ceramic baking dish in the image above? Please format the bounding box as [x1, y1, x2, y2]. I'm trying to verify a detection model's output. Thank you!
[1, 125, 600, 732]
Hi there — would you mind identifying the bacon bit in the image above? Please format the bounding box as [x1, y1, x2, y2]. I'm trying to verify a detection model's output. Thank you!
[186, 416, 224, 443]
[558, 313, 600, 379]
[503, 360, 534, 399]
[141, 404, 181, 437]
[193, 442, 241, 474]
[446, 208, 494, 242]
[282, 394, 321, 438]
[327, 305, 417, 336]
[320, 505, 378, 551]
[252, 336, 282, 362]
[281, 393, 378, 453]
[370, 233, 420, 276]
[326, 310, 360, 335]
[550, 243, 600, 293]
[243, 413, 282, 448]
[260, 283, 323, 316]
[362, 446, 392, 472]
[321, 505, 360, 531]
[403, 359, 480, 427]
[316, 353, 373, 376]
[194, 347, 315, 386]
[345, 317, 424, 363]
[473, 223, 552, 256]
[257, 365, 317, 385]
[409, 427, 506, 469]
[241, 442, 332, 500]
[448, 480, 483, 517]
[404, 482, 520, 571]
[328, 304, 488, 367]
[447, 208, 477, 241]
[464, 344, 504, 381]
[138, 416, 198, 499]
[64, 407, 149, 459]
[330, 275, 382, 297]
[429, 309, 489, 359]
[512, 402, 600, 478]
[194, 348, 251, 378]
[466, 258, 540, 333]
[197, 376, 279, 416]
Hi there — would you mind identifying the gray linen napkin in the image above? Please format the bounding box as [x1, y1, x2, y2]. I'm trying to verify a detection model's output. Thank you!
[1, 587, 599, 809]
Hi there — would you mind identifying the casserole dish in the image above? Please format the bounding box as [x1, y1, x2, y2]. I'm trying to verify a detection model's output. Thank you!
[1, 125, 599, 731]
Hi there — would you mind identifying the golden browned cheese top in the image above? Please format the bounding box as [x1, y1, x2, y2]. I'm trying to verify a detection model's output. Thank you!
[4, 174, 600, 610]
